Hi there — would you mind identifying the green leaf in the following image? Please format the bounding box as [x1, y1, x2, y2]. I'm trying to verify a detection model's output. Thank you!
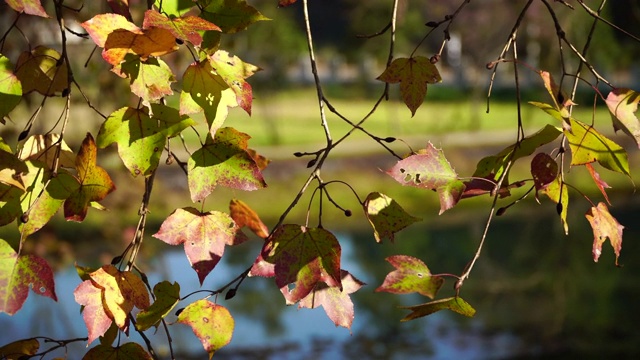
[605, 88, 640, 149]
[199, 0, 270, 34]
[565, 118, 630, 176]
[180, 59, 238, 133]
[298, 270, 364, 330]
[0, 239, 57, 315]
[153, 207, 247, 284]
[187, 127, 266, 203]
[209, 50, 259, 115]
[586, 202, 624, 266]
[154, 0, 196, 17]
[83, 343, 152, 360]
[261, 224, 342, 304]
[386, 142, 464, 214]
[400, 297, 476, 321]
[0, 338, 39, 359]
[363, 192, 421, 243]
[98, 105, 195, 177]
[136, 281, 181, 331]
[377, 56, 441, 116]
[63, 133, 116, 222]
[0, 54, 22, 118]
[375, 255, 444, 299]
[177, 299, 234, 357]
[540, 176, 569, 235]
[0, 184, 23, 226]
[19, 162, 78, 237]
[119, 57, 175, 107]
[143, 9, 221, 46]
[472, 124, 562, 181]
[0, 149, 28, 191]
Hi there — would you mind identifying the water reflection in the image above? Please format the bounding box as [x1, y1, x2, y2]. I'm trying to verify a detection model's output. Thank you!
[1, 196, 639, 359]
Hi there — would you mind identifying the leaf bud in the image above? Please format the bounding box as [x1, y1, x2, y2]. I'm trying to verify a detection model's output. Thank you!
[18, 129, 29, 142]
[425, 21, 438, 27]
[444, 14, 452, 20]
[175, 308, 184, 316]
[383, 137, 396, 143]
[496, 207, 507, 216]
[111, 255, 122, 265]
[175, 38, 184, 45]
[165, 154, 174, 165]
[430, 55, 440, 64]
[293, 152, 304, 157]
[486, 62, 495, 70]
[556, 202, 563, 215]
[20, 213, 29, 224]
[306, 159, 317, 168]
[62, 88, 70, 97]
[225, 288, 237, 300]
[344, 209, 352, 217]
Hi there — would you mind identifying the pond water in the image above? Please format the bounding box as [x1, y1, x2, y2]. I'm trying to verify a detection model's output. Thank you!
[2, 195, 640, 359]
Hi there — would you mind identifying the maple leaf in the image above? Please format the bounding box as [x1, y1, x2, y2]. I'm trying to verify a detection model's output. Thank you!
[0, 55, 22, 119]
[530, 153, 558, 192]
[0, 184, 23, 226]
[14, 46, 68, 96]
[0, 338, 39, 359]
[104, 27, 179, 66]
[586, 202, 624, 266]
[377, 56, 441, 116]
[153, 207, 247, 284]
[177, 299, 234, 358]
[565, 118, 630, 176]
[88, 265, 150, 331]
[376, 255, 444, 299]
[63, 133, 116, 222]
[538, 71, 575, 131]
[585, 163, 611, 205]
[229, 199, 269, 238]
[5, 0, 49, 17]
[180, 60, 238, 132]
[136, 281, 180, 331]
[400, 296, 476, 321]
[106, 0, 132, 20]
[200, 0, 270, 34]
[297, 270, 364, 330]
[187, 127, 266, 203]
[18, 162, 78, 237]
[259, 224, 342, 304]
[97, 105, 195, 176]
[363, 192, 421, 243]
[209, 50, 260, 115]
[143, 9, 221, 47]
[83, 343, 153, 359]
[0, 239, 57, 315]
[118, 57, 175, 107]
[605, 88, 640, 149]
[81, 13, 140, 49]
[0, 149, 27, 191]
[387, 142, 464, 214]
[540, 175, 569, 235]
[74, 279, 113, 345]
[17, 134, 75, 169]
[154, 0, 195, 17]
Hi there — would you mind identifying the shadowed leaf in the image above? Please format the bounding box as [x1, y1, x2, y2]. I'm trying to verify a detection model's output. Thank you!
[81, 13, 140, 48]
[15, 46, 68, 96]
[531, 153, 558, 191]
[400, 296, 475, 321]
[63, 134, 116, 222]
[17, 134, 75, 169]
[605, 88, 640, 148]
[377, 56, 441, 116]
[104, 27, 179, 66]
[83, 343, 152, 360]
[143, 9, 221, 46]
[259, 224, 342, 304]
[200, 0, 270, 33]
[0, 55, 22, 118]
[363, 192, 421, 243]
[136, 281, 180, 331]
[0, 338, 39, 359]
[119, 57, 175, 107]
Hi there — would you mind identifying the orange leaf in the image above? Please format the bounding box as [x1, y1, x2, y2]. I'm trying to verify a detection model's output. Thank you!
[229, 199, 269, 238]
[104, 27, 179, 65]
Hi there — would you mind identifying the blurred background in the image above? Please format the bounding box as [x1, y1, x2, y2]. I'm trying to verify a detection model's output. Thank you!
[1, 0, 640, 358]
